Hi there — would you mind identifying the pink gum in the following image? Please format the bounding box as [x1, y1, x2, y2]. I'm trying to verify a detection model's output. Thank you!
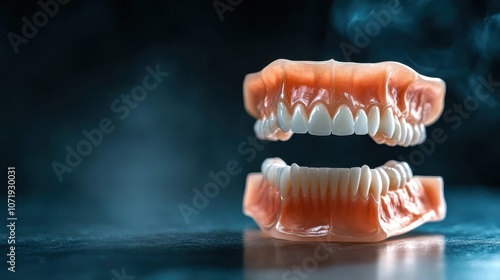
[243, 59, 446, 125]
[243, 173, 446, 242]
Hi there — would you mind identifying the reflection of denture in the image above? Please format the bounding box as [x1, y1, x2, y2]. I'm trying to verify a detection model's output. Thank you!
[243, 59, 447, 242]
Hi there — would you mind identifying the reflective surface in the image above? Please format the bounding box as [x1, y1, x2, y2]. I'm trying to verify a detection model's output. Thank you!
[2, 187, 500, 280]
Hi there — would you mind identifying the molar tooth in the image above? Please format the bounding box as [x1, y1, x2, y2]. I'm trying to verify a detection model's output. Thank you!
[377, 168, 390, 196]
[299, 166, 309, 196]
[308, 103, 332, 136]
[403, 123, 414, 147]
[319, 168, 329, 199]
[280, 166, 291, 198]
[354, 109, 369, 135]
[419, 123, 427, 144]
[411, 124, 421, 146]
[290, 163, 301, 195]
[379, 108, 395, 138]
[394, 164, 408, 188]
[370, 169, 382, 201]
[368, 106, 380, 136]
[383, 167, 401, 191]
[291, 105, 308, 134]
[329, 168, 340, 197]
[401, 162, 413, 179]
[338, 168, 350, 198]
[309, 167, 320, 198]
[277, 102, 292, 132]
[349, 167, 361, 197]
[332, 105, 355, 136]
[358, 165, 371, 199]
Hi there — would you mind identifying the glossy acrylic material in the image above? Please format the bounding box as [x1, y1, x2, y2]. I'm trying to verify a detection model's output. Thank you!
[243, 59, 446, 125]
[243, 173, 446, 242]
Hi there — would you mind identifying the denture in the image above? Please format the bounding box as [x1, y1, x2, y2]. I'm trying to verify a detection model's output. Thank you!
[242, 59, 447, 242]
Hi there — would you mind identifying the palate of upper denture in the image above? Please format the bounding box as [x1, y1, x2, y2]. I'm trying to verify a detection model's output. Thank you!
[242, 59, 447, 242]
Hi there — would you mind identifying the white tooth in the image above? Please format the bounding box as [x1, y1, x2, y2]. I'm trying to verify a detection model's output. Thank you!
[280, 166, 291, 198]
[399, 118, 408, 145]
[354, 109, 369, 135]
[260, 117, 271, 139]
[401, 162, 413, 179]
[309, 168, 319, 198]
[370, 169, 382, 201]
[358, 165, 371, 199]
[277, 102, 292, 132]
[290, 163, 301, 195]
[308, 104, 332, 136]
[394, 164, 408, 188]
[338, 168, 350, 198]
[319, 168, 329, 199]
[411, 124, 421, 146]
[368, 106, 380, 136]
[379, 108, 395, 138]
[419, 123, 427, 144]
[377, 168, 389, 196]
[291, 105, 308, 133]
[254, 119, 264, 140]
[299, 166, 309, 196]
[329, 168, 340, 197]
[403, 123, 414, 147]
[332, 105, 355, 136]
[349, 167, 361, 197]
[261, 158, 272, 178]
[392, 118, 402, 142]
[384, 167, 401, 191]
[273, 167, 282, 189]
[268, 112, 279, 134]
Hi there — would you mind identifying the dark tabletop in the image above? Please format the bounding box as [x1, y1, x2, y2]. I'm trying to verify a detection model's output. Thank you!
[2, 186, 500, 280]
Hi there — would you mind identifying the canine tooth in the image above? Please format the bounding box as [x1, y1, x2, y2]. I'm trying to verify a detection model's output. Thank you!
[349, 167, 361, 197]
[377, 168, 390, 195]
[358, 165, 371, 199]
[299, 166, 309, 195]
[399, 118, 408, 145]
[308, 104, 332, 136]
[291, 105, 308, 133]
[309, 168, 320, 198]
[370, 169, 382, 201]
[394, 164, 408, 188]
[354, 109, 369, 135]
[277, 102, 292, 132]
[338, 168, 350, 198]
[393, 118, 402, 142]
[384, 167, 401, 190]
[332, 105, 355, 136]
[273, 167, 282, 189]
[368, 106, 380, 136]
[329, 168, 340, 197]
[319, 168, 329, 198]
[290, 163, 301, 195]
[280, 166, 291, 198]
[268, 112, 279, 133]
[379, 108, 395, 138]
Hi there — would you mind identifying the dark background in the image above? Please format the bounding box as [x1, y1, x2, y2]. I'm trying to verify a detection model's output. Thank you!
[1, 0, 500, 279]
